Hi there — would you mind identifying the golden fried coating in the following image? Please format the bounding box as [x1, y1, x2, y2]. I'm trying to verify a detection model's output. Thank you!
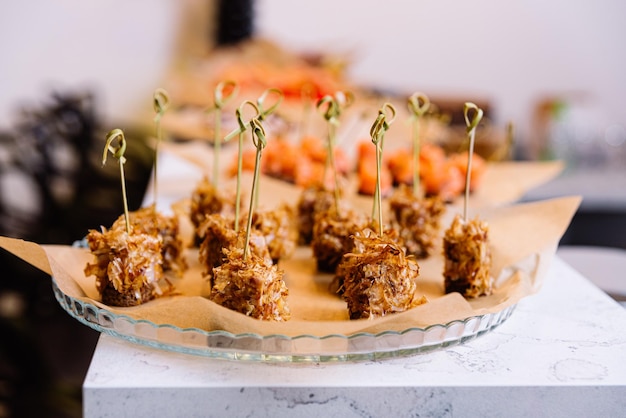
[84, 228, 164, 306]
[388, 185, 446, 259]
[443, 214, 493, 298]
[312, 209, 368, 273]
[111, 205, 186, 276]
[336, 230, 426, 319]
[210, 247, 291, 321]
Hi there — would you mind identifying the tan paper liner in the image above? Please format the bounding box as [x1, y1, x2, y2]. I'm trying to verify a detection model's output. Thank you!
[0, 195, 580, 338]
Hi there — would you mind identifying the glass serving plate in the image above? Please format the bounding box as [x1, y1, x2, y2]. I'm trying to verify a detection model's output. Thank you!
[52, 277, 516, 363]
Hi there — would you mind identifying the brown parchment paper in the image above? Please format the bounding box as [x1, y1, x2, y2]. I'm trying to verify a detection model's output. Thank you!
[0, 195, 580, 338]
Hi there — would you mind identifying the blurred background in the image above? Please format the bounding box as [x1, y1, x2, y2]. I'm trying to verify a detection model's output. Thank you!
[0, 0, 625, 416]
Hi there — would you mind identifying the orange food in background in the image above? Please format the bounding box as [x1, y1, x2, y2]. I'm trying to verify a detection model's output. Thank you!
[229, 135, 349, 189]
[447, 151, 486, 192]
[216, 62, 343, 101]
[358, 141, 486, 200]
[357, 140, 392, 196]
[230, 136, 485, 201]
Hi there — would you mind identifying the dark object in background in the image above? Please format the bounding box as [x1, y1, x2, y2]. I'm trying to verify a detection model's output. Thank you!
[0, 91, 154, 417]
[559, 210, 626, 250]
[0, 91, 153, 245]
[215, 0, 254, 46]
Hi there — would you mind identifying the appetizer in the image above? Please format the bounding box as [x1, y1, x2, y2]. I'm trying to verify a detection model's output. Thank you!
[442, 103, 493, 298]
[388, 93, 445, 259]
[189, 176, 238, 244]
[207, 108, 291, 320]
[84, 129, 167, 306]
[334, 103, 427, 319]
[110, 205, 186, 276]
[338, 229, 426, 319]
[295, 186, 348, 245]
[248, 204, 298, 264]
[388, 184, 445, 258]
[210, 246, 291, 321]
[85, 227, 164, 307]
[311, 208, 368, 273]
[197, 213, 270, 284]
[443, 214, 492, 297]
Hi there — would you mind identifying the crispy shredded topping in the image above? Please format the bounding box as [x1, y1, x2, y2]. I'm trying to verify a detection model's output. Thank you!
[443, 214, 493, 298]
[190, 177, 237, 244]
[249, 203, 298, 263]
[84, 227, 164, 306]
[296, 186, 349, 244]
[311, 208, 368, 273]
[111, 205, 187, 276]
[210, 247, 291, 321]
[197, 214, 271, 284]
[389, 185, 446, 258]
[335, 229, 426, 320]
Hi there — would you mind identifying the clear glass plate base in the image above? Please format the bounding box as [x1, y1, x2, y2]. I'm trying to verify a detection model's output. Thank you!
[52, 278, 515, 363]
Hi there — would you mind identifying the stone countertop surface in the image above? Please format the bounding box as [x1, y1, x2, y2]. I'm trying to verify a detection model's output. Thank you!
[83, 257, 626, 418]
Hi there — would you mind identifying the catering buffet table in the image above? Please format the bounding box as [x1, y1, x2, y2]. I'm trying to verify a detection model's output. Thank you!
[81, 150, 626, 417]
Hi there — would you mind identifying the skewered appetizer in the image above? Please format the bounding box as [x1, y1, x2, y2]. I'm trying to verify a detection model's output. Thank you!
[443, 102, 493, 298]
[248, 204, 298, 263]
[84, 128, 168, 307]
[189, 176, 238, 244]
[85, 227, 164, 306]
[295, 186, 339, 245]
[443, 214, 492, 297]
[208, 107, 291, 321]
[332, 102, 427, 319]
[336, 229, 426, 319]
[110, 205, 187, 276]
[197, 213, 271, 284]
[388, 185, 445, 258]
[311, 208, 368, 273]
[210, 246, 291, 321]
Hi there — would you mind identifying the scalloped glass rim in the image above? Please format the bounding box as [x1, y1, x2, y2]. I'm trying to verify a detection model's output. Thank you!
[52, 278, 516, 362]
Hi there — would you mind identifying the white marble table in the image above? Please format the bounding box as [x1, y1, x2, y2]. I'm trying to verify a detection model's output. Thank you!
[83, 256, 626, 418]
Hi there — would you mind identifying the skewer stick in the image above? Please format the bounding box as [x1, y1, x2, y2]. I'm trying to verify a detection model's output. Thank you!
[233, 100, 261, 233]
[369, 103, 396, 236]
[103, 129, 130, 234]
[463, 102, 484, 221]
[243, 117, 267, 261]
[152, 88, 170, 208]
[317, 96, 339, 214]
[407, 92, 430, 197]
[299, 83, 315, 140]
[223, 88, 283, 143]
[208, 80, 239, 188]
[316, 91, 354, 215]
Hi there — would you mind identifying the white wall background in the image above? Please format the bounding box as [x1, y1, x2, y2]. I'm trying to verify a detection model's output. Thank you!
[1, 0, 625, 150]
[255, 0, 626, 144]
[0, 0, 185, 128]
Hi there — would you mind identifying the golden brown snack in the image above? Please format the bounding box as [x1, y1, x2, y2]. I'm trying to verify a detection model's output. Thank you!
[443, 214, 493, 298]
[388, 185, 446, 259]
[311, 208, 368, 273]
[295, 186, 349, 245]
[189, 177, 237, 244]
[210, 247, 291, 321]
[336, 229, 426, 319]
[111, 205, 186, 276]
[197, 214, 271, 284]
[84, 228, 164, 307]
[249, 204, 298, 264]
